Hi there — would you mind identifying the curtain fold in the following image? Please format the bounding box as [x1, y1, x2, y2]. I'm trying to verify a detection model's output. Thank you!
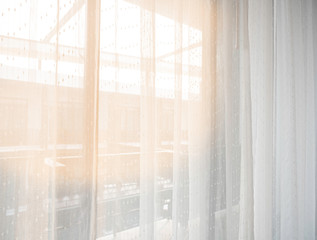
[248, 0, 274, 239]
[0, 0, 316, 239]
[238, 0, 254, 239]
[273, 0, 316, 239]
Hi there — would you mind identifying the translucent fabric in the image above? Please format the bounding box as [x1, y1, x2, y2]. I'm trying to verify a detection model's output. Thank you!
[0, 0, 316, 240]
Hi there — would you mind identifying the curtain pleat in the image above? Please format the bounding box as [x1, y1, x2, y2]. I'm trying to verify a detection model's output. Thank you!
[248, 0, 274, 239]
[238, 0, 254, 239]
[139, 0, 156, 239]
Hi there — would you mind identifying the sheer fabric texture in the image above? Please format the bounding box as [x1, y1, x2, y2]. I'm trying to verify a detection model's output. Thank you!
[0, 0, 316, 239]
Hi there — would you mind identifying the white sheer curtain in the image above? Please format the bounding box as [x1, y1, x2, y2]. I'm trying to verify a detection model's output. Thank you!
[0, 0, 316, 240]
[249, 0, 317, 240]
